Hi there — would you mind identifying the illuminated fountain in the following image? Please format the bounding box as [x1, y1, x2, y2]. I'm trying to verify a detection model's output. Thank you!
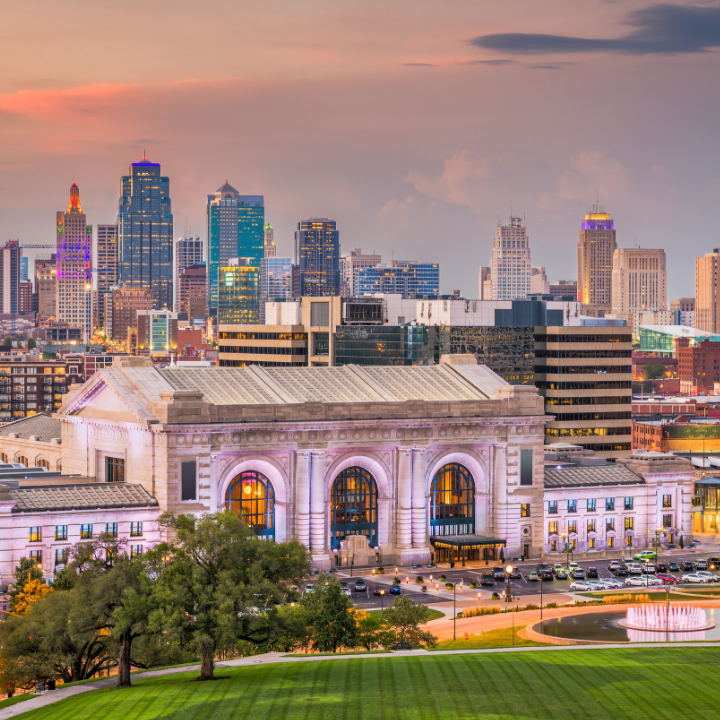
[618, 605, 715, 642]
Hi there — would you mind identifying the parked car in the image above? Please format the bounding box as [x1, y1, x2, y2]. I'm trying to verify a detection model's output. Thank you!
[668, 562, 681, 572]
[354, 579, 367, 593]
[540, 570, 554, 581]
[656, 573, 681, 585]
[493, 567, 507, 580]
[586, 581, 610, 591]
[572, 568, 586, 579]
[603, 578, 624, 589]
[681, 561, 694, 572]
[528, 571, 539, 581]
[626, 576, 662, 587]
[695, 571, 720, 582]
[608, 561, 620, 571]
[681, 573, 710, 584]
[570, 581, 594, 591]
[642, 563, 656, 574]
[555, 569, 568, 580]
[695, 559, 708, 571]
[628, 563, 644, 575]
[587, 567, 599, 578]
[481, 574, 495, 586]
[536, 563, 552, 574]
[390, 585, 402, 595]
[509, 568, 522, 579]
[616, 566, 629, 577]
[655, 563, 669, 573]
[373, 586, 386, 596]
[340, 582, 351, 597]
[568, 562, 580, 572]
[305, 583, 315, 593]
[634, 551, 657, 561]
[708, 557, 720, 571]
[553, 563, 566, 576]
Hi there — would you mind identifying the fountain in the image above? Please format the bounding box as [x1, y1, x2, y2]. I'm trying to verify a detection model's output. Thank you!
[619, 605, 715, 632]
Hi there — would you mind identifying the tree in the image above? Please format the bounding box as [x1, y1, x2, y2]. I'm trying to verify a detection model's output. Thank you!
[9, 558, 45, 613]
[643, 363, 666, 381]
[303, 575, 357, 653]
[27, 338, 36, 350]
[383, 596, 438, 648]
[2, 335, 11, 346]
[12, 578, 51, 614]
[355, 609, 392, 651]
[151, 511, 309, 680]
[499, 547, 505, 563]
[679, 535, 684, 549]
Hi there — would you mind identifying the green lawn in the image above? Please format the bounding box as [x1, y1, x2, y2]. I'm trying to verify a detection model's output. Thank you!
[366, 607, 445, 622]
[432, 624, 548, 650]
[18, 648, 720, 720]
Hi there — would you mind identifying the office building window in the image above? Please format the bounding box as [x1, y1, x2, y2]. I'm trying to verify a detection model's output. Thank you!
[589, 537, 596, 550]
[55, 548, 69, 566]
[29, 526, 42, 542]
[608, 536, 615, 549]
[568, 520, 577, 534]
[663, 495, 672, 508]
[548, 521, 558, 535]
[106, 457, 125, 483]
[130, 522, 143, 537]
[521, 503, 530, 518]
[29, 550, 42, 565]
[626, 535, 633, 547]
[570, 539, 577, 550]
[587, 499, 596, 512]
[606, 498, 615, 511]
[606, 518, 615, 531]
[55, 525, 67, 541]
[520, 449, 533, 486]
[105, 522, 118, 537]
[80, 524, 93, 539]
[663, 514, 673, 528]
[625, 517, 634, 530]
[567, 499, 577, 513]
[587, 519, 596, 533]
[130, 545, 143, 558]
[181, 460, 197, 501]
[548, 501, 558, 514]
[550, 540, 557, 552]
[624, 497, 634, 511]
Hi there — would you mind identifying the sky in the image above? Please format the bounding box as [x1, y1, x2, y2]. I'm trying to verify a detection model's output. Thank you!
[2, 0, 720, 299]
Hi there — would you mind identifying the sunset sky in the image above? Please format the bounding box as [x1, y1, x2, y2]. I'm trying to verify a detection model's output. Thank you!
[2, 0, 720, 297]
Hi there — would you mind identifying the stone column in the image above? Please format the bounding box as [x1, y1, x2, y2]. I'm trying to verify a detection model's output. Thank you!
[397, 448, 412, 550]
[209, 452, 218, 512]
[493, 443, 508, 542]
[295, 450, 311, 549]
[411, 449, 427, 548]
[310, 450, 326, 556]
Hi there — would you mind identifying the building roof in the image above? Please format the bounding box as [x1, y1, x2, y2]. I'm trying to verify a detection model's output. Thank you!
[639, 325, 720, 339]
[6, 482, 158, 513]
[544, 464, 644, 489]
[0, 413, 62, 442]
[216, 180, 239, 195]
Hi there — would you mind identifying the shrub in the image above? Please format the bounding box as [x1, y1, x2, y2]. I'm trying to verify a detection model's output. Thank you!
[545, 602, 558, 609]
[393, 577, 400, 584]
[421, 585, 427, 592]
[376, 567, 386, 575]
[462, 606, 501, 618]
[415, 576, 424, 583]
[445, 582, 454, 589]
[469, 581, 479, 589]
[491, 592, 500, 600]
[439, 575, 447, 582]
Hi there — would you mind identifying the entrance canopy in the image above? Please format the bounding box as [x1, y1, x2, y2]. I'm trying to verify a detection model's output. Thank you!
[429, 534, 506, 550]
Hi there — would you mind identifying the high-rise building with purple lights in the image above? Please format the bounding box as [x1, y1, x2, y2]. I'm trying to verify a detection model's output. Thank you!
[55, 184, 93, 340]
[577, 204, 616, 316]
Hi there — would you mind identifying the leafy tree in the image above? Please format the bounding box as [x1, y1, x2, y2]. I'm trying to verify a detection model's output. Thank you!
[12, 578, 51, 614]
[151, 511, 309, 680]
[355, 609, 392, 651]
[499, 547, 505, 563]
[679, 535, 684, 549]
[383, 596, 438, 648]
[27, 338, 36, 350]
[302, 575, 358, 653]
[9, 558, 45, 613]
[2, 335, 11, 346]
[644, 363, 666, 381]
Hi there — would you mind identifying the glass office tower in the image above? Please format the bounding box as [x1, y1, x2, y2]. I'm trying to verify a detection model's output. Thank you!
[354, 261, 439, 297]
[207, 181, 264, 310]
[259, 256, 293, 322]
[117, 156, 174, 310]
[294, 218, 340, 296]
[218, 260, 260, 324]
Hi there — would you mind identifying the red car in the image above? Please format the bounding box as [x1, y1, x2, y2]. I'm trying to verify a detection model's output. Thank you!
[656, 573, 680, 585]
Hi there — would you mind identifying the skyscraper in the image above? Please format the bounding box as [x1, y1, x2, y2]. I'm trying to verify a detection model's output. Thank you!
[96, 224, 118, 294]
[577, 204, 616, 316]
[56, 184, 92, 339]
[696, 249, 720, 333]
[611, 248, 667, 321]
[207, 182, 264, 310]
[117, 155, 174, 310]
[19, 256, 28, 283]
[294, 218, 340, 297]
[174, 237, 204, 311]
[259, 256, 293, 322]
[34, 255, 57, 323]
[342, 248, 381, 296]
[491, 215, 532, 300]
[264, 223, 276, 258]
[354, 261, 440, 298]
[0, 242, 21, 314]
[218, 259, 260, 324]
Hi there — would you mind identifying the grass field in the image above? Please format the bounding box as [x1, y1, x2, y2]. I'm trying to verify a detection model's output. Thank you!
[433, 625, 547, 650]
[18, 648, 720, 720]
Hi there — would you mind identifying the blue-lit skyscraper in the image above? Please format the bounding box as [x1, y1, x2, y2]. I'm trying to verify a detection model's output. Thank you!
[207, 182, 264, 310]
[117, 156, 174, 310]
[19, 256, 28, 283]
[354, 260, 439, 298]
[294, 218, 340, 297]
[259, 256, 293, 322]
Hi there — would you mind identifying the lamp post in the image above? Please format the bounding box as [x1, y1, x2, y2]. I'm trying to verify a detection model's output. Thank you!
[380, 589, 385, 616]
[506, 564, 515, 646]
[655, 525, 668, 638]
[560, 531, 569, 568]
[540, 569, 543, 620]
[505, 564, 513, 605]
[453, 582, 457, 641]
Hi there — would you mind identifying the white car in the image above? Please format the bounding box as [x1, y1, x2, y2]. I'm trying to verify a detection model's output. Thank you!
[628, 563, 644, 575]
[586, 581, 610, 591]
[608, 561, 620, 571]
[626, 576, 662, 587]
[603, 578, 624, 589]
[682, 573, 711, 584]
[570, 581, 594, 591]
[695, 571, 720, 582]
[642, 564, 656, 574]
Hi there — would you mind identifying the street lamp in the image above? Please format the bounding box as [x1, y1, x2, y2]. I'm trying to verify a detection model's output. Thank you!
[453, 582, 457, 641]
[380, 589, 385, 615]
[506, 564, 514, 646]
[560, 532, 569, 568]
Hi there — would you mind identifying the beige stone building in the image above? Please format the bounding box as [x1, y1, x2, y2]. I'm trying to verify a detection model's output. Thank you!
[611, 248, 667, 327]
[695, 249, 720, 333]
[577, 206, 617, 316]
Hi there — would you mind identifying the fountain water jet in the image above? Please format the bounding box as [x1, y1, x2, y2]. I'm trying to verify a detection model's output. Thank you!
[619, 605, 715, 632]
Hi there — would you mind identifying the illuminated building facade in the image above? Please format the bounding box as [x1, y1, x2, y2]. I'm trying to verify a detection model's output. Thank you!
[295, 218, 340, 297]
[491, 216, 532, 301]
[218, 260, 260, 325]
[355, 261, 439, 298]
[96, 224, 118, 294]
[117, 156, 174, 310]
[259, 257, 293, 323]
[56, 185, 92, 341]
[577, 205, 617, 316]
[207, 182, 264, 310]
[264, 223, 276, 258]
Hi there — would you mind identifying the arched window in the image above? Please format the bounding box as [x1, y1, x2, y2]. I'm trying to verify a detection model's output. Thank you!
[331, 467, 378, 550]
[36, 459, 50, 469]
[225, 471, 275, 538]
[56, 460, 62, 471]
[430, 463, 475, 536]
[16, 456, 28, 468]
[0, 452, 7, 463]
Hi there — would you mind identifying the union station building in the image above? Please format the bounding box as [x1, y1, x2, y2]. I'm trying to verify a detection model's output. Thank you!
[0, 355, 701, 579]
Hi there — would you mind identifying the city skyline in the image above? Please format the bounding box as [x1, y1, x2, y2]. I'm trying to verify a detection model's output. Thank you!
[1, 1, 718, 299]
